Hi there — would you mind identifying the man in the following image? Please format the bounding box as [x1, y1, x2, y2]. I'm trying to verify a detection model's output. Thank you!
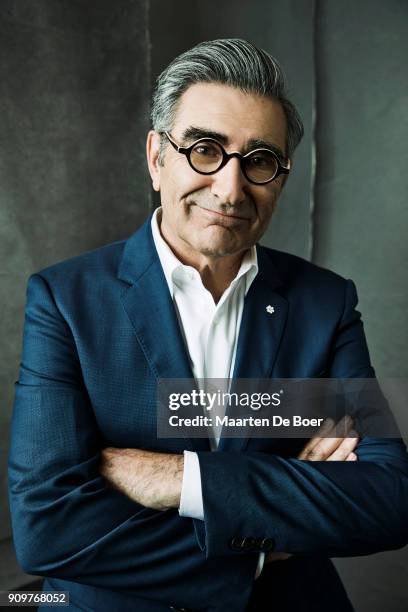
[8, 39, 408, 612]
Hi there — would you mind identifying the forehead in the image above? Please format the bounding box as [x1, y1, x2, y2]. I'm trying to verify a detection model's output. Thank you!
[171, 82, 287, 151]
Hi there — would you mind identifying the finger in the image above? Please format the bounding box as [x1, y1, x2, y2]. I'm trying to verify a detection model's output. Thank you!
[297, 418, 336, 459]
[298, 416, 354, 461]
[325, 430, 360, 461]
[312, 425, 359, 462]
[299, 415, 353, 456]
[346, 452, 358, 461]
[299, 438, 344, 460]
[326, 436, 359, 461]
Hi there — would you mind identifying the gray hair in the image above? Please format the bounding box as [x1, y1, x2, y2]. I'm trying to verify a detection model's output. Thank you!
[151, 38, 304, 164]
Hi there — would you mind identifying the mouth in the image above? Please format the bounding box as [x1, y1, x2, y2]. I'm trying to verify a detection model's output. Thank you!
[195, 205, 250, 223]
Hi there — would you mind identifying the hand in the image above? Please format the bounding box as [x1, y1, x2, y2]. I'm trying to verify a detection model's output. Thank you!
[100, 447, 184, 511]
[265, 417, 359, 563]
[297, 416, 359, 462]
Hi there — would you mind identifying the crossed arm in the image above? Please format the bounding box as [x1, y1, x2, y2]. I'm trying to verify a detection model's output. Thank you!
[99, 421, 359, 511]
[99, 418, 360, 562]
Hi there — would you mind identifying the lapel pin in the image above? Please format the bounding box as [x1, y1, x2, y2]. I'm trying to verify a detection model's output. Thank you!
[266, 305, 275, 314]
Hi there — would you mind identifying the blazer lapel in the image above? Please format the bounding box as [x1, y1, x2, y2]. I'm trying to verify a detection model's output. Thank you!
[219, 245, 288, 452]
[118, 215, 210, 452]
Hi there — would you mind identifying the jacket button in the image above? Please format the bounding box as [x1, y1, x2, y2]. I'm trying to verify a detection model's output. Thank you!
[260, 537, 275, 552]
[229, 536, 244, 550]
[242, 537, 257, 550]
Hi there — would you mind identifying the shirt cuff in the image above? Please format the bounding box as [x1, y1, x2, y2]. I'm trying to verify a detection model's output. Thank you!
[255, 552, 265, 579]
[178, 450, 204, 521]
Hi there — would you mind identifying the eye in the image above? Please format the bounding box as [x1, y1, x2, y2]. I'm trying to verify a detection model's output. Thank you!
[248, 153, 270, 167]
[192, 142, 220, 158]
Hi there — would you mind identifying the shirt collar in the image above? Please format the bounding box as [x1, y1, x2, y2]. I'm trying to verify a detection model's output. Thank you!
[151, 206, 258, 298]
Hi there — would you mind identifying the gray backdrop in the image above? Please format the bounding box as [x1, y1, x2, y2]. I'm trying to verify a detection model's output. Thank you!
[0, 1, 407, 610]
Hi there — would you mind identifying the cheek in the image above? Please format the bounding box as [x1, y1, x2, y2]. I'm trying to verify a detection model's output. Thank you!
[167, 174, 210, 208]
[254, 188, 281, 221]
[172, 156, 203, 184]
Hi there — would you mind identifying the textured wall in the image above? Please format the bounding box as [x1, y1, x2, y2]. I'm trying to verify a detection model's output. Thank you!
[314, 0, 408, 378]
[0, 0, 150, 551]
[314, 1, 408, 610]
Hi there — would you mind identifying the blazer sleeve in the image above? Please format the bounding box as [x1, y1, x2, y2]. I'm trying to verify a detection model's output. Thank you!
[197, 279, 408, 558]
[8, 274, 207, 599]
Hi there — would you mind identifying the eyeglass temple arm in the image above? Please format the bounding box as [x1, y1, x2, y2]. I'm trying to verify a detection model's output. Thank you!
[163, 131, 183, 152]
[282, 158, 291, 172]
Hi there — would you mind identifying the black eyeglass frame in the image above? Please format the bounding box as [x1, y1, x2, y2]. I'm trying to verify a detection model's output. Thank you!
[162, 131, 291, 185]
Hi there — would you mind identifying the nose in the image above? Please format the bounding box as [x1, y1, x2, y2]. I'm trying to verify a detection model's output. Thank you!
[210, 156, 248, 205]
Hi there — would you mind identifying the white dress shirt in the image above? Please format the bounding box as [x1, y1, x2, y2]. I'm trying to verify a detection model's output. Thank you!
[151, 207, 264, 577]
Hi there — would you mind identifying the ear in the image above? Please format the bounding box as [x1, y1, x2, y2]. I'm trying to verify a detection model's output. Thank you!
[146, 130, 162, 192]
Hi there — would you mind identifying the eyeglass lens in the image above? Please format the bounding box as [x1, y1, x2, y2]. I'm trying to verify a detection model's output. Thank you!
[189, 140, 279, 183]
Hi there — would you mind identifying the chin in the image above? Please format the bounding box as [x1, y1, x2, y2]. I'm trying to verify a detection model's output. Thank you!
[196, 241, 243, 258]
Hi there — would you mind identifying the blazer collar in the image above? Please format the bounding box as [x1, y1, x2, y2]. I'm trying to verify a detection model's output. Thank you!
[118, 214, 210, 451]
[117, 212, 158, 285]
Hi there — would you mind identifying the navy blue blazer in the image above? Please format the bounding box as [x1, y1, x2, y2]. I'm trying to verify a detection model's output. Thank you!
[8, 213, 408, 612]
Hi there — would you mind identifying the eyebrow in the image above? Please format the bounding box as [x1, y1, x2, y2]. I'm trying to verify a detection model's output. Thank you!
[180, 125, 286, 160]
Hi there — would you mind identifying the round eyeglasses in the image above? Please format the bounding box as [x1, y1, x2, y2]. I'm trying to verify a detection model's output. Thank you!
[162, 131, 290, 185]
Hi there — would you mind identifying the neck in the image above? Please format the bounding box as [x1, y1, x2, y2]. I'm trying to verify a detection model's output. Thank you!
[190, 254, 245, 304]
